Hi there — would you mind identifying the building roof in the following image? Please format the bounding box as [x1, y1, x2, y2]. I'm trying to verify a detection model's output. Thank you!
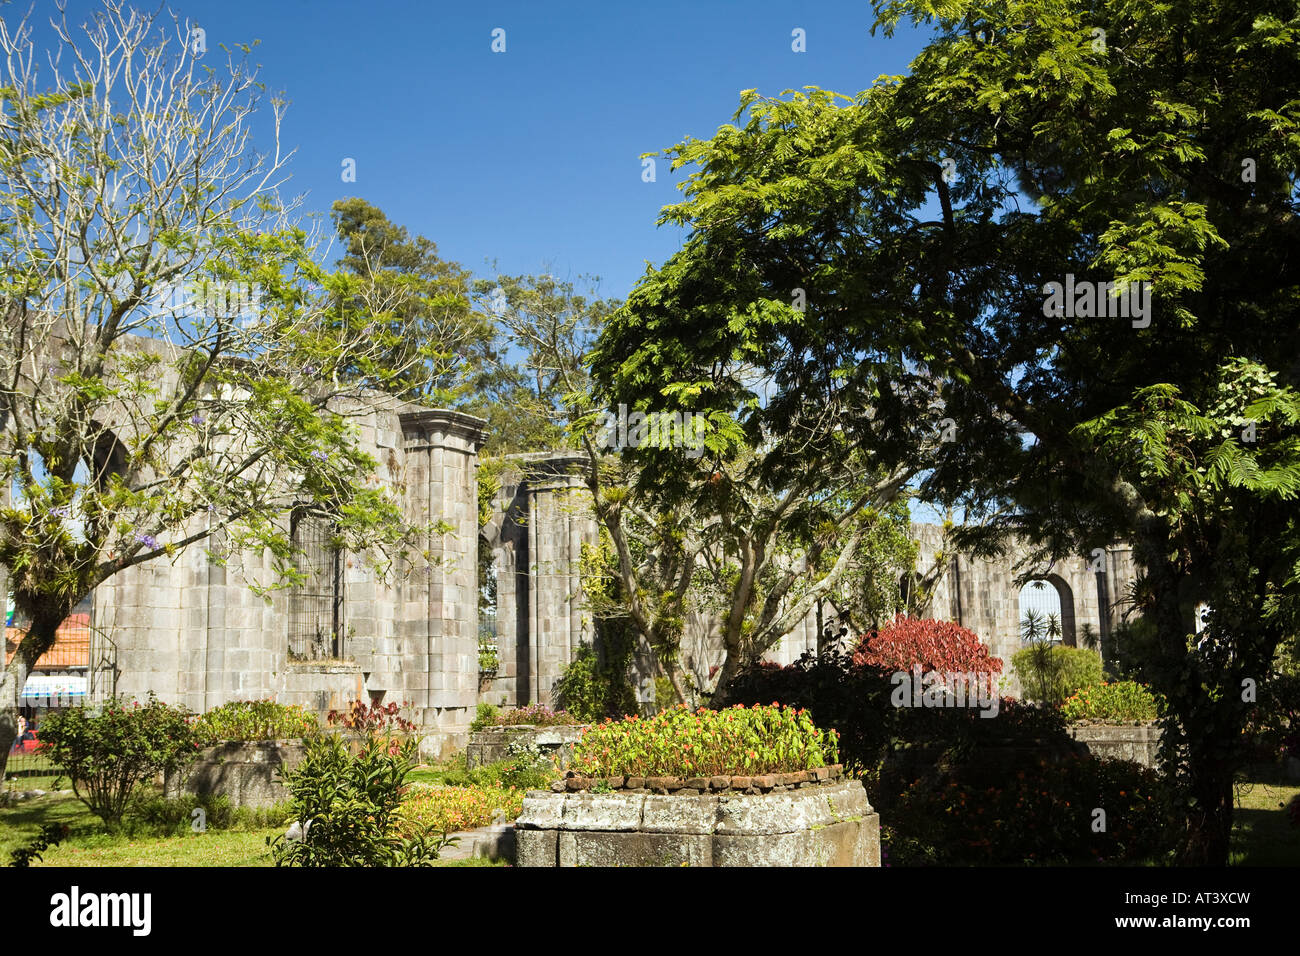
[3, 612, 91, 670]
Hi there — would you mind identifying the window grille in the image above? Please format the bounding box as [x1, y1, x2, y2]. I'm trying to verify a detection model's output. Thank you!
[288, 511, 345, 660]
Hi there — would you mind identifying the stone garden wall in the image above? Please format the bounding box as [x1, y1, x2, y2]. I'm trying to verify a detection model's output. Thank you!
[165, 740, 306, 808]
[1067, 723, 1162, 768]
[515, 766, 878, 867]
[465, 723, 587, 768]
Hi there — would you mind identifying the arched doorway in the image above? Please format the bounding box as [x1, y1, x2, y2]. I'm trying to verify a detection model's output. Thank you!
[1018, 575, 1077, 646]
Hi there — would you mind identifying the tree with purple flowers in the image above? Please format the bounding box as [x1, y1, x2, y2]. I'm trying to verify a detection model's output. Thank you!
[0, 2, 455, 774]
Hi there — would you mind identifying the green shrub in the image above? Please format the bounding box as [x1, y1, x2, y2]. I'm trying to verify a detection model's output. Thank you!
[572, 704, 838, 777]
[554, 640, 637, 721]
[126, 793, 297, 836]
[478, 639, 500, 674]
[1013, 644, 1103, 705]
[499, 741, 558, 790]
[468, 702, 499, 733]
[129, 793, 235, 834]
[267, 734, 453, 866]
[653, 676, 677, 712]
[726, 648, 1071, 778]
[410, 749, 554, 789]
[725, 650, 1161, 866]
[38, 693, 205, 826]
[9, 823, 69, 867]
[1061, 681, 1160, 723]
[479, 704, 577, 727]
[882, 755, 1178, 866]
[194, 700, 319, 742]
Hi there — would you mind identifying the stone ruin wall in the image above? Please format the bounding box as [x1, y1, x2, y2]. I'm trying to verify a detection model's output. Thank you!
[24, 370, 1142, 752]
[81, 397, 487, 758]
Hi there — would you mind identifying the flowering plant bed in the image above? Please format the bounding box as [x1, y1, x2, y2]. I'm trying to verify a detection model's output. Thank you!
[1061, 681, 1159, 723]
[570, 703, 838, 778]
[515, 705, 874, 866]
[394, 783, 525, 836]
[553, 764, 845, 794]
[193, 700, 318, 743]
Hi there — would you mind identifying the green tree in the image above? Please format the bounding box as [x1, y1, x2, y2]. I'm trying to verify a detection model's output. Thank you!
[0, 2, 432, 774]
[330, 197, 494, 407]
[489, 274, 929, 704]
[587, 0, 1300, 863]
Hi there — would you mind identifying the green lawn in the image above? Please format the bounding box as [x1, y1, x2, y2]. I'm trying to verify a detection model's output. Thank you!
[0, 787, 506, 867]
[4, 770, 1293, 867]
[1229, 772, 1300, 866]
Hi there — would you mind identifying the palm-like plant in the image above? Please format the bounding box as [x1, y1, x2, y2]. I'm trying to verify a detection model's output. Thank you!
[1020, 609, 1045, 643]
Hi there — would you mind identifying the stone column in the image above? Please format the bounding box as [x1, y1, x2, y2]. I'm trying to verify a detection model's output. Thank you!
[398, 409, 486, 752]
[519, 454, 594, 706]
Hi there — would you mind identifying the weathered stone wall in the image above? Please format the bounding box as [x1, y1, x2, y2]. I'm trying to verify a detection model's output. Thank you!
[908, 524, 1139, 696]
[480, 454, 599, 708]
[516, 776, 878, 867]
[90, 399, 486, 756]
[396, 408, 487, 756]
[1067, 723, 1162, 768]
[165, 740, 306, 808]
[465, 723, 588, 768]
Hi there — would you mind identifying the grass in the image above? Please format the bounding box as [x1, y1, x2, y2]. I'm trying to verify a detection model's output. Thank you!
[0, 774, 512, 867]
[4, 750, 63, 791]
[1229, 767, 1300, 866]
[8, 760, 1285, 867]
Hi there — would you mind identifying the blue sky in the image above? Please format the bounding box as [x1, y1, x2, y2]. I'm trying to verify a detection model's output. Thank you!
[46, 0, 933, 299]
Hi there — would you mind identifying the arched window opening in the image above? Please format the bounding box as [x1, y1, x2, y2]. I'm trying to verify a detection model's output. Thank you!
[1019, 578, 1066, 644]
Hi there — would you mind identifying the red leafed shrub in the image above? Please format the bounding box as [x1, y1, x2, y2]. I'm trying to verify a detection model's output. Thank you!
[852, 615, 1003, 678]
[327, 700, 417, 735]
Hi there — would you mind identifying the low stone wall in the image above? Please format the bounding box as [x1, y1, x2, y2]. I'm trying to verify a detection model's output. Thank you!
[515, 767, 878, 867]
[466, 724, 588, 768]
[165, 740, 306, 808]
[274, 663, 365, 720]
[1067, 722, 1161, 768]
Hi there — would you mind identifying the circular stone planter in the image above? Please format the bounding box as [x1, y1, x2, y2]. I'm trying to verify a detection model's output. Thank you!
[514, 765, 879, 867]
[465, 723, 588, 769]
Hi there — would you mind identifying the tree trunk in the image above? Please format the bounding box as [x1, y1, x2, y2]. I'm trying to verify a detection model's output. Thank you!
[1179, 761, 1235, 866]
[1, 612, 64, 780]
[709, 650, 745, 708]
[0, 672, 20, 781]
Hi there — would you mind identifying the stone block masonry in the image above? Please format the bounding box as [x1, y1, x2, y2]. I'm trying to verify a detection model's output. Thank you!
[165, 740, 306, 808]
[1067, 722, 1161, 768]
[465, 723, 587, 768]
[515, 773, 879, 867]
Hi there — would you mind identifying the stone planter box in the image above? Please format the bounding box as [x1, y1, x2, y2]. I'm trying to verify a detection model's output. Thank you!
[515, 766, 878, 867]
[466, 724, 588, 769]
[1067, 722, 1161, 768]
[165, 740, 306, 808]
